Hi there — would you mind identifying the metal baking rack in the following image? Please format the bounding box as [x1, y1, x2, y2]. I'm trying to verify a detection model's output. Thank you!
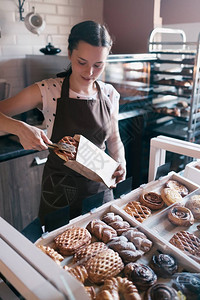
[149, 27, 200, 143]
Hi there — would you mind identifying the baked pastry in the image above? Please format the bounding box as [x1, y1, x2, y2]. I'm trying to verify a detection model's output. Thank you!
[124, 262, 157, 291]
[122, 228, 152, 253]
[73, 241, 108, 264]
[107, 236, 142, 264]
[124, 201, 151, 223]
[150, 253, 178, 278]
[63, 265, 88, 283]
[161, 188, 183, 206]
[145, 283, 180, 300]
[86, 219, 117, 243]
[169, 230, 200, 262]
[84, 286, 96, 300]
[85, 248, 124, 284]
[37, 245, 64, 264]
[185, 195, 200, 219]
[96, 276, 141, 300]
[54, 135, 78, 162]
[140, 192, 164, 210]
[165, 179, 189, 197]
[54, 227, 91, 255]
[168, 205, 194, 226]
[102, 212, 131, 235]
[172, 272, 200, 300]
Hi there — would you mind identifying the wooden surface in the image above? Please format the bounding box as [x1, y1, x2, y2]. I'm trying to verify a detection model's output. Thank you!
[0, 150, 49, 231]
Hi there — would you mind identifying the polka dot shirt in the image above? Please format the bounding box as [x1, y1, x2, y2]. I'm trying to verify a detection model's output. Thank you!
[36, 77, 120, 138]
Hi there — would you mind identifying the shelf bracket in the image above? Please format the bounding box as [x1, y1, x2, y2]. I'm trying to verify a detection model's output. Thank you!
[18, 0, 26, 21]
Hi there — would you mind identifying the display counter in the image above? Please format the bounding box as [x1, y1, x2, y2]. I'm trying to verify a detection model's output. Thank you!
[1, 170, 200, 299]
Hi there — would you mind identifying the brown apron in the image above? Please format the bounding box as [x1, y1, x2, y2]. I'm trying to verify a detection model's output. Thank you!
[38, 75, 114, 223]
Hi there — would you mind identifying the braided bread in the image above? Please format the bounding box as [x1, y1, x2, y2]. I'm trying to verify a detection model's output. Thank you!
[96, 276, 141, 300]
[107, 236, 142, 264]
[86, 219, 117, 243]
[102, 212, 131, 235]
[122, 228, 152, 253]
[63, 265, 88, 283]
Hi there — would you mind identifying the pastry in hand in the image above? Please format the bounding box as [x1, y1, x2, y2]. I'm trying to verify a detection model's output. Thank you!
[165, 179, 189, 197]
[124, 262, 157, 291]
[161, 188, 183, 206]
[168, 204, 194, 226]
[150, 252, 178, 278]
[185, 195, 200, 219]
[145, 283, 180, 300]
[140, 192, 164, 210]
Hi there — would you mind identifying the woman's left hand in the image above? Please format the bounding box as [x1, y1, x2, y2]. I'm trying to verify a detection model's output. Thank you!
[111, 164, 126, 188]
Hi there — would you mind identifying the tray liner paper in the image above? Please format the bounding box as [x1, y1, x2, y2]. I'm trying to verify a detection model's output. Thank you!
[64, 134, 120, 188]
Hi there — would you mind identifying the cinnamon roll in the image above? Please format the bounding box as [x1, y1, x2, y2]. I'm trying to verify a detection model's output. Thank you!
[150, 253, 178, 278]
[168, 205, 194, 226]
[145, 283, 180, 300]
[124, 262, 157, 291]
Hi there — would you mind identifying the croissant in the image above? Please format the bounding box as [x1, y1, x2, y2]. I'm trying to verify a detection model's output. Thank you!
[102, 212, 131, 235]
[96, 276, 141, 300]
[63, 265, 88, 283]
[86, 219, 117, 243]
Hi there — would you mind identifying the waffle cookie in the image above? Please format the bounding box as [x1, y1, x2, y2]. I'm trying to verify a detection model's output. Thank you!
[54, 227, 91, 256]
[85, 248, 124, 284]
[123, 201, 151, 223]
[73, 242, 108, 264]
[169, 230, 200, 262]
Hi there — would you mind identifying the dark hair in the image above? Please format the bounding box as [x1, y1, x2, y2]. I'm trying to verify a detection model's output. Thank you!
[68, 20, 113, 54]
[57, 20, 112, 78]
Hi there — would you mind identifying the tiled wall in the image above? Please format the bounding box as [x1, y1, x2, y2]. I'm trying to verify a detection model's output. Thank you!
[0, 0, 103, 96]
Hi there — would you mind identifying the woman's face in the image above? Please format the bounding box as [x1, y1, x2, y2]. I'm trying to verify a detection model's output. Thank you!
[68, 41, 110, 88]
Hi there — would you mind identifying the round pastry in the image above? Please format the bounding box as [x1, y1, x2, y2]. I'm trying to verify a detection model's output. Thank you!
[124, 262, 157, 291]
[145, 283, 180, 300]
[161, 188, 183, 206]
[150, 253, 178, 278]
[185, 195, 200, 219]
[172, 273, 200, 299]
[140, 192, 164, 210]
[165, 180, 189, 197]
[96, 276, 141, 300]
[168, 205, 194, 226]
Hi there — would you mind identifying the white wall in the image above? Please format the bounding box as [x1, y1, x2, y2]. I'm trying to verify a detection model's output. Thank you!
[0, 0, 103, 96]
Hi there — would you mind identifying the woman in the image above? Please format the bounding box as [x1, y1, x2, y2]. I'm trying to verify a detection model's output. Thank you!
[0, 20, 126, 223]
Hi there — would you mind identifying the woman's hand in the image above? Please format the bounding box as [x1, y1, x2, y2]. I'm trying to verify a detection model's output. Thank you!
[17, 122, 52, 151]
[111, 164, 126, 188]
